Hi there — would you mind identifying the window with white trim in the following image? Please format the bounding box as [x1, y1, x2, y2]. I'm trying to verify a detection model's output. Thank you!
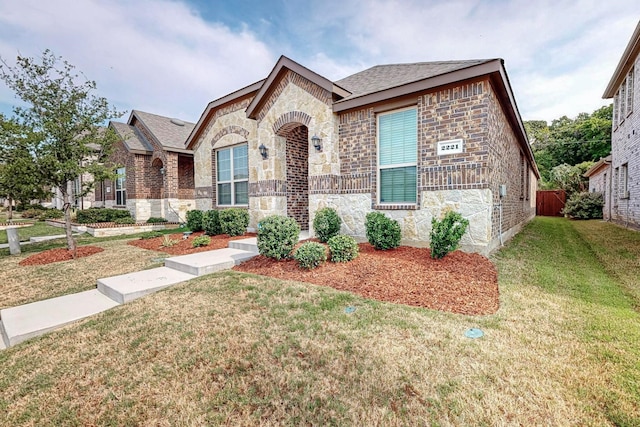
[115, 167, 126, 206]
[377, 107, 417, 204]
[620, 163, 629, 199]
[216, 144, 248, 206]
[620, 80, 627, 123]
[613, 91, 619, 127]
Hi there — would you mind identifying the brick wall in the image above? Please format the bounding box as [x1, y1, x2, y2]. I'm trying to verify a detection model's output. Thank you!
[284, 125, 309, 229]
[611, 53, 640, 229]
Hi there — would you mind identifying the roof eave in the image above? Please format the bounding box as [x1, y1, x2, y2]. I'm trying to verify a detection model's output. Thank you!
[603, 20, 640, 99]
[332, 59, 500, 112]
[185, 79, 265, 150]
[246, 55, 351, 119]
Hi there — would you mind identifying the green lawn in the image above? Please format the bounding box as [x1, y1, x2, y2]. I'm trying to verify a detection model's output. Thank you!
[0, 217, 638, 425]
[0, 221, 65, 245]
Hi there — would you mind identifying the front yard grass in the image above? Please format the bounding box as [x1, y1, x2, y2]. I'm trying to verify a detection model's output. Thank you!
[0, 221, 63, 245]
[0, 217, 638, 425]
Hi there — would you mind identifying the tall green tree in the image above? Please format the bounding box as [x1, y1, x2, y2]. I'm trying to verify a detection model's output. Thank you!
[525, 104, 612, 188]
[0, 115, 50, 219]
[0, 50, 123, 256]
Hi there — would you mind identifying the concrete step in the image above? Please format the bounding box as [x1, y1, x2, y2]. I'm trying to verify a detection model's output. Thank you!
[97, 266, 196, 304]
[164, 248, 257, 276]
[0, 321, 8, 349]
[0, 290, 120, 347]
[228, 237, 259, 253]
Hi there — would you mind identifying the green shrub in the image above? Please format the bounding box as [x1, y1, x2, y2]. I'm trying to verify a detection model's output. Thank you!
[192, 235, 211, 248]
[186, 210, 204, 232]
[294, 241, 327, 269]
[114, 217, 135, 224]
[161, 235, 179, 247]
[313, 207, 342, 243]
[430, 211, 469, 259]
[140, 231, 163, 239]
[38, 208, 64, 220]
[562, 191, 604, 219]
[146, 217, 168, 223]
[203, 210, 222, 236]
[327, 234, 359, 262]
[76, 208, 132, 224]
[365, 212, 401, 250]
[257, 215, 300, 260]
[219, 208, 249, 236]
[20, 208, 42, 219]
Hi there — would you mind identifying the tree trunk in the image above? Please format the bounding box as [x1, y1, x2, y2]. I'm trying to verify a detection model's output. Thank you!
[61, 184, 77, 258]
[7, 197, 13, 221]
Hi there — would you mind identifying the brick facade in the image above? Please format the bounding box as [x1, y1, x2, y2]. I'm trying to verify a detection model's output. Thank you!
[187, 57, 536, 252]
[610, 54, 640, 229]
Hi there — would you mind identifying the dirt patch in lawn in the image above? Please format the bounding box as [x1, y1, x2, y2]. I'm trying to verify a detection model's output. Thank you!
[19, 246, 104, 266]
[127, 231, 257, 255]
[234, 243, 498, 316]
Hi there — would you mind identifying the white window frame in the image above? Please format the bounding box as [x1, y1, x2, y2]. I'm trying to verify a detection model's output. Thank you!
[115, 167, 126, 206]
[620, 163, 629, 199]
[216, 143, 249, 207]
[376, 107, 418, 205]
[627, 67, 634, 117]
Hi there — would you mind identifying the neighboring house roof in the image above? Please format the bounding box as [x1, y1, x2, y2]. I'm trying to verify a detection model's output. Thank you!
[130, 110, 195, 153]
[603, 20, 640, 98]
[110, 121, 153, 154]
[584, 155, 612, 177]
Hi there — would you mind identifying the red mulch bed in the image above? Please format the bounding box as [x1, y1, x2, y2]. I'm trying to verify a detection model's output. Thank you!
[234, 243, 498, 316]
[127, 231, 257, 255]
[19, 246, 104, 266]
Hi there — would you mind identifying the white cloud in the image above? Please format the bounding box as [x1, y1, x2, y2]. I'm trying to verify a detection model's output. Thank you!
[0, 0, 276, 122]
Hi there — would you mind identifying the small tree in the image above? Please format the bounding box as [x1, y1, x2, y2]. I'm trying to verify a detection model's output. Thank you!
[0, 50, 123, 257]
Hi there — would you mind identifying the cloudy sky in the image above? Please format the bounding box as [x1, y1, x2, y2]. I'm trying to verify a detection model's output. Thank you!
[0, 0, 637, 125]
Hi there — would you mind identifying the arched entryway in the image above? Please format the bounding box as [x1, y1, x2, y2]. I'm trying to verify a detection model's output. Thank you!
[151, 158, 165, 199]
[277, 123, 310, 230]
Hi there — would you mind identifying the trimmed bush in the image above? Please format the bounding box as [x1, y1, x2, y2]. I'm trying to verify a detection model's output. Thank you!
[257, 215, 300, 260]
[38, 209, 64, 220]
[294, 241, 327, 269]
[146, 217, 168, 223]
[429, 211, 469, 259]
[327, 234, 359, 263]
[186, 210, 204, 232]
[203, 210, 222, 236]
[562, 191, 604, 219]
[192, 235, 211, 248]
[219, 208, 249, 236]
[114, 217, 135, 224]
[76, 208, 132, 224]
[313, 207, 342, 243]
[365, 212, 401, 250]
[20, 208, 42, 219]
[140, 231, 163, 239]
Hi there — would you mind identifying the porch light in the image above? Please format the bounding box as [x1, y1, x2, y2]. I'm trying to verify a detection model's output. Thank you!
[259, 143, 268, 159]
[160, 167, 165, 175]
[311, 135, 322, 151]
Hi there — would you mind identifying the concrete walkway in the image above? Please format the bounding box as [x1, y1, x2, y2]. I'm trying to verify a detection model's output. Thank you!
[0, 236, 261, 349]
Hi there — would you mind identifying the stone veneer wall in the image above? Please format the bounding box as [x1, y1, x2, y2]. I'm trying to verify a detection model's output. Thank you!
[611, 53, 640, 229]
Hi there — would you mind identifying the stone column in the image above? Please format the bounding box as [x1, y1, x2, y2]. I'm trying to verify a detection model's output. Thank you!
[7, 227, 21, 255]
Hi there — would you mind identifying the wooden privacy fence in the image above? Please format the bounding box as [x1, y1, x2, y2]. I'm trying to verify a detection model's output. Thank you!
[536, 190, 566, 216]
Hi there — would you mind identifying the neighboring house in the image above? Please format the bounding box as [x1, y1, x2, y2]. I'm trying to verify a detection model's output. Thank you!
[584, 155, 612, 220]
[185, 56, 539, 254]
[95, 110, 196, 222]
[603, 20, 640, 229]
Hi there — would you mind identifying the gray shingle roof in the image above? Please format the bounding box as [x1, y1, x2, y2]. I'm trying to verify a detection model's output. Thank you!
[110, 121, 152, 152]
[335, 60, 493, 102]
[132, 110, 195, 151]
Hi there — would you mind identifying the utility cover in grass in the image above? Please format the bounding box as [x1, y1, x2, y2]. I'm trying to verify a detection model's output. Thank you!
[465, 328, 484, 339]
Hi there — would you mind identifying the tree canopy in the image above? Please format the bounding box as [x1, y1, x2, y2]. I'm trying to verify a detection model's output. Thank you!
[0, 50, 123, 255]
[525, 104, 612, 189]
